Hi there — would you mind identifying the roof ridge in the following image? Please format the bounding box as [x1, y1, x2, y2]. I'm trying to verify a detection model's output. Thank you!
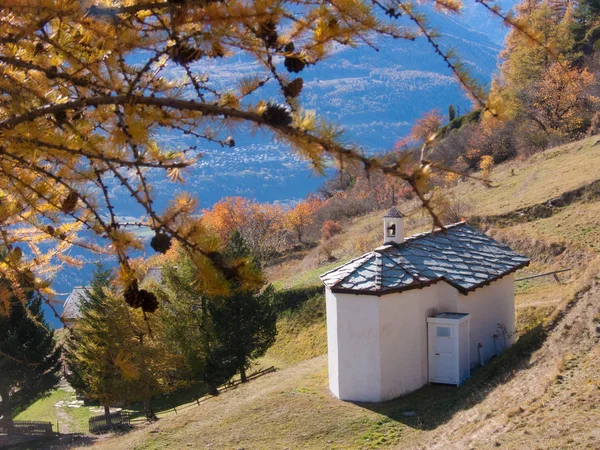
[380, 251, 421, 282]
[374, 253, 382, 291]
[376, 221, 468, 252]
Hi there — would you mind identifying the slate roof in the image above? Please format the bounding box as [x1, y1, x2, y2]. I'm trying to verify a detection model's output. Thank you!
[320, 222, 530, 295]
[143, 267, 162, 285]
[61, 286, 89, 320]
[384, 206, 403, 218]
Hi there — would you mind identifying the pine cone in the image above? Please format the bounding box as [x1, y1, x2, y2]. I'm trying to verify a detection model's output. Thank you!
[225, 136, 235, 148]
[169, 44, 204, 65]
[284, 42, 295, 53]
[150, 232, 172, 254]
[256, 20, 278, 48]
[262, 103, 293, 127]
[124, 281, 143, 309]
[61, 192, 79, 214]
[12, 247, 23, 262]
[283, 78, 303, 99]
[19, 269, 35, 288]
[211, 42, 225, 58]
[140, 290, 159, 313]
[47, 225, 55, 236]
[54, 110, 68, 125]
[284, 56, 306, 73]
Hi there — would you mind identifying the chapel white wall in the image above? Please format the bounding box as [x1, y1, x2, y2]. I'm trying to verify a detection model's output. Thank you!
[326, 288, 382, 402]
[325, 288, 340, 398]
[457, 274, 515, 366]
[327, 274, 516, 402]
[378, 282, 459, 400]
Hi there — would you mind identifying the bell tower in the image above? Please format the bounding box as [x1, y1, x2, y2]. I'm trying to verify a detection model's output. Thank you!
[383, 206, 404, 245]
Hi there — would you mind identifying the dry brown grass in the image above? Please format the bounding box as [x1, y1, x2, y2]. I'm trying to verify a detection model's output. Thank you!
[75, 136, 600, 450]
[268, 134, 600, 291]
[82, 279, 600, 450]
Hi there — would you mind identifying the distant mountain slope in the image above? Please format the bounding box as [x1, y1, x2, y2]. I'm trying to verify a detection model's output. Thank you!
[177, 11, 503, 203]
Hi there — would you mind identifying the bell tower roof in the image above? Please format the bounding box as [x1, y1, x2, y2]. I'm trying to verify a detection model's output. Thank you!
[384, 206, 403, 219]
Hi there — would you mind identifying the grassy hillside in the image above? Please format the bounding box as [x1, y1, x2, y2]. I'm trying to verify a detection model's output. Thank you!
[16, 135, 600, 449]
[84, 282, 600, 450]
[262, 135, 600, 368]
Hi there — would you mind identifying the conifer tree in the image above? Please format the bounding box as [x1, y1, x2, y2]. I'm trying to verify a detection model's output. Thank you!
[496, 0, 575, 118]
[153, 257, 222, 392]
[65, 264, 179, 421]
[572, 0, 600, 41]
[0, 279, 61, 426]
[210, 231, 277, 383]
[449, 105, 457, 122]
[155, 232, 277, 386]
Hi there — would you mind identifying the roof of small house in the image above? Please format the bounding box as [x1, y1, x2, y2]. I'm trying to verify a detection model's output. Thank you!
[61, 286, 89, 320]
[320, 222, 530, 295]
[384, 206, 403, 218]
[143, 267, 162, 285]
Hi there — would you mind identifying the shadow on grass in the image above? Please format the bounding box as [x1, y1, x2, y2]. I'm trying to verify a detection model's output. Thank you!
[272, 286, 324, 315]
[124, 382, 210, 421]
[355, 324, 547, 431]
[0, 432, 95, 450]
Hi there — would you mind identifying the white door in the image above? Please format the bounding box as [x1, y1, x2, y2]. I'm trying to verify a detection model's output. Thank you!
[432, 325, 456, 383]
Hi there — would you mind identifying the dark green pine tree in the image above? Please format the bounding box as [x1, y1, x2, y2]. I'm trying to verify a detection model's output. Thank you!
[448, 104, 457, 122]
[209, 230, 277, 383]
[63, 262, 113, 396]
[572, 0, 600, 42]
[0, 280, 62, 426]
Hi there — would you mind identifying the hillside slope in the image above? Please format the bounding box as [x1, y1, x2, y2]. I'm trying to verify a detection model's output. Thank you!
[84, 285, 600, 450]
[76, 136, 600, 449]
[268, 136, 600, 292]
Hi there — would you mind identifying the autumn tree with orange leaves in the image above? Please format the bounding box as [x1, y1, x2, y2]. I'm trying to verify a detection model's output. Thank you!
[409, 109, 444, 144]
[202, 197, 285, 262]
[282, 197, 323, 244]
[524, 64, 597, 136]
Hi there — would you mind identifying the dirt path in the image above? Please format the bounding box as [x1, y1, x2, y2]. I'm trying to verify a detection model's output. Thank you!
[55, 400, 74, 434]
[55, 380, 77, 434]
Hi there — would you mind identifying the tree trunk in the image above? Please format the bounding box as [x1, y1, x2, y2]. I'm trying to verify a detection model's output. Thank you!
[206, 377, 219, 396]
[239, 365, 247, 383]
[144, 397, 158, 422]
[104, 405, 112, 427]
[0, 387, 14, 433]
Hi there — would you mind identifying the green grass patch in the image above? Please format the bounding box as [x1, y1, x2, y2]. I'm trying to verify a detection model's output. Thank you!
[14, 389, 71, 426]
[438, 109, 482, 137]
[14, 388, 95, 434]
[266, 294, 327, 366]
[271, 259, 346, 290]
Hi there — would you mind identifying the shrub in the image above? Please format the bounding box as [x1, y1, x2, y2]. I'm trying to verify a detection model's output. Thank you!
[480, 155, 494, 179]
[440, 194, 472, 224]
[322, 220, 342, 240]
[353, 235, 378, 254]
